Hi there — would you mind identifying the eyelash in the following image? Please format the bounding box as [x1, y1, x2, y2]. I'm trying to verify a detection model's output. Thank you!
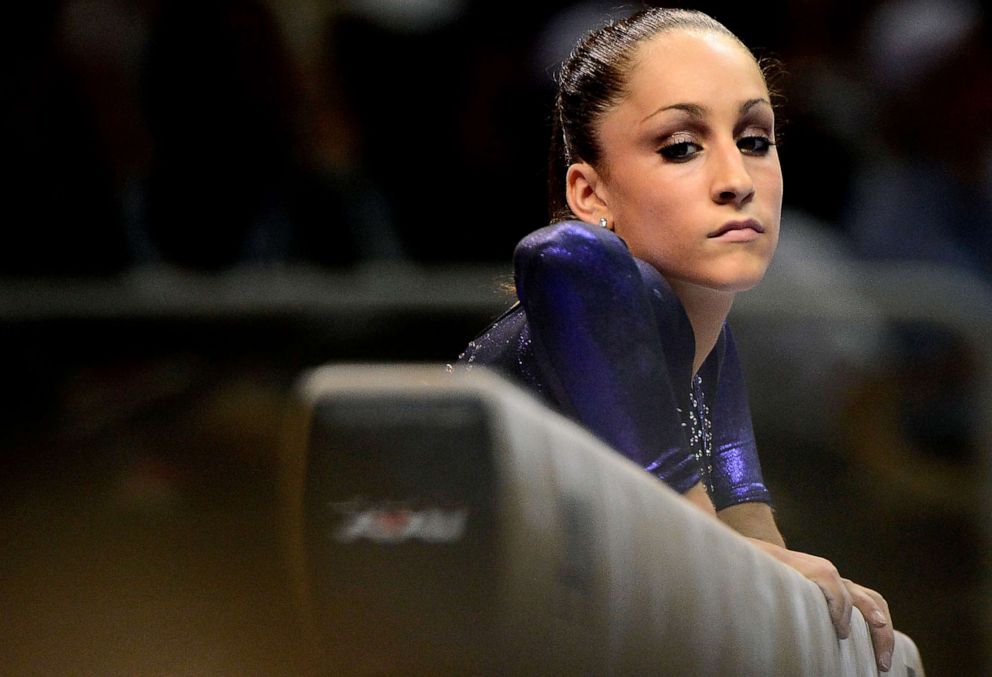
[657, 133, 775, 162]
[738, 135, 774, 155]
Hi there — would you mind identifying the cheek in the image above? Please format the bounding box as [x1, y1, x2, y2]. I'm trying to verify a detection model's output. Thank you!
[755, 166, 784, 232]
[607, 166, 703, 255]
[759, 160, 784, 204]
[625, 174, 689, 224]
[768, 177, 784, 207]
[614, 182, 699, 253]
[622, 210, 696, 269]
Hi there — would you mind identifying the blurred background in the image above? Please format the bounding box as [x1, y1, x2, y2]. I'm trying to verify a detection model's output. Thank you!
[1, 0, 990, 674]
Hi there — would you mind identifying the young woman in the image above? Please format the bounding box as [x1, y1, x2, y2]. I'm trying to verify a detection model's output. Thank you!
[459, 8, 896, 672]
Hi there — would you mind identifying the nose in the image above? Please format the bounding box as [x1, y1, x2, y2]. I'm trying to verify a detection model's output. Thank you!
[710, 143, 754, 207]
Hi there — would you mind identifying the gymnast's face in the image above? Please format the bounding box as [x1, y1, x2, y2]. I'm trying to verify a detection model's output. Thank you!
[578, 30, 782, 294]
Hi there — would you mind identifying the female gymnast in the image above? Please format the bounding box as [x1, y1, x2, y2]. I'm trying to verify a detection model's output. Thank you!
[459, 8, 895, 672]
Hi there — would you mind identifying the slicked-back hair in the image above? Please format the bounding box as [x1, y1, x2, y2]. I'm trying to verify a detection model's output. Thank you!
[548, 8, 753, 222]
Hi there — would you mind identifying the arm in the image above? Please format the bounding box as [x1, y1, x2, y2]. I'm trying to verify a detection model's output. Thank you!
[708, 332, 894, 671]
[717, 501, 784, 546]
[516, 225, 781, 537]
[707, 326, 773, 509]
[716, 489, 894, 671]
[744, 536, 895, 672]
[514, 221, 700, 493]
[715, 501, 895, 671]
[516, 222, 894, 671]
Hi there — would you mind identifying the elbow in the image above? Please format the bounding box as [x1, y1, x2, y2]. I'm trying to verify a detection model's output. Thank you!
[513, 220, 631, 290]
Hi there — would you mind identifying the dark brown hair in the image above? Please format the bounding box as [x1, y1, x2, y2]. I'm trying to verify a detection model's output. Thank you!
[548, 8, 761, 222]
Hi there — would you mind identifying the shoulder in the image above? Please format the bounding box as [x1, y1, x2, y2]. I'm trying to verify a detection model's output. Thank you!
[456, 303, 553, 401]
[457, 303, 529, 370]
[514, 220, 635, 276]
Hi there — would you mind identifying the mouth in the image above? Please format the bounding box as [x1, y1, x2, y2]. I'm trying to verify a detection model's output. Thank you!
[708, 219, 765, 239]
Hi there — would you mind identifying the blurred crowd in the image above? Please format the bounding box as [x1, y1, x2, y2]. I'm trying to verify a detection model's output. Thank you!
[3, 0, 991, 276]
[4, 4, 990, 673]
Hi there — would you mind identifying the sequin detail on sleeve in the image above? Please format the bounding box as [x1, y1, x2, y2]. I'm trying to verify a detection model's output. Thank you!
[455, 223, 771, 507]
[706, 326, 772, 510]
[686, 375, 715, 495]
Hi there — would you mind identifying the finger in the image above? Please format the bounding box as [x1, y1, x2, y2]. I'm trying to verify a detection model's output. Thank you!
[819, 581, 853, 639]
[870, 620, 895, 672]
[845, 581, 894, 672]
[810, 560, 851, 639]
[844, 579, 888, 627]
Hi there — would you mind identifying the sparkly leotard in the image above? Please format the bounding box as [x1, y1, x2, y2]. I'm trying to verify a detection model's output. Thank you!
[458, 221, 771, 510]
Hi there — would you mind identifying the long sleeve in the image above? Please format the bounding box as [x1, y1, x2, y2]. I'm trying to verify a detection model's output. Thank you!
[513, 221, 701, 493]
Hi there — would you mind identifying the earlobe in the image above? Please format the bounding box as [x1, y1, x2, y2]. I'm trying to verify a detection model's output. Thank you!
[565, 162, 611, 226]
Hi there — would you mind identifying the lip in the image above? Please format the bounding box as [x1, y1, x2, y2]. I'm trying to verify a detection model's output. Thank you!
[708, 219, 765, 239]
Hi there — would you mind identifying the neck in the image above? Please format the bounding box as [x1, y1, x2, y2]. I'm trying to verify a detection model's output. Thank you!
[668, 281, 735, 376]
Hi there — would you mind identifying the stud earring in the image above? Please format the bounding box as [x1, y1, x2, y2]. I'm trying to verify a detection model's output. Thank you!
[599, 217, 608, 229]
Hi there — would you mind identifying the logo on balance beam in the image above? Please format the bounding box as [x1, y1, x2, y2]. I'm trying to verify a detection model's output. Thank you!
[329, 499, 469, 544]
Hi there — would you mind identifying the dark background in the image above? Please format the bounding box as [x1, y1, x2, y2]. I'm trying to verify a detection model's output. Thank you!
[2, 1, 990, 674]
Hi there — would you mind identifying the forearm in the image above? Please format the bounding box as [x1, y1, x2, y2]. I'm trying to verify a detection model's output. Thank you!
[717, 501, 786, 547]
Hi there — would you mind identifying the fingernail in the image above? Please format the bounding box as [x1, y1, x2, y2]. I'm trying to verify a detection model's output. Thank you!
[879, 650, 892, 672]
[871, 610, 887, 626]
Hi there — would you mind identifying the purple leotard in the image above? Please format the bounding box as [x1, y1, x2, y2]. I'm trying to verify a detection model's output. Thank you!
[458, 221, 771, 510]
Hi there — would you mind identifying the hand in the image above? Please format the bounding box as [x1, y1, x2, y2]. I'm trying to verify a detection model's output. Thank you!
[745, 538, 894, 672]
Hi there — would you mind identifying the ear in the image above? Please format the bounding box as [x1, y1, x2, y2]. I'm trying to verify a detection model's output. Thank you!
[565, 162, 611, 226]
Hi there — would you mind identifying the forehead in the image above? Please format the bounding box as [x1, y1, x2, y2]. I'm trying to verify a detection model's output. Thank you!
[619, 29, 768, 113]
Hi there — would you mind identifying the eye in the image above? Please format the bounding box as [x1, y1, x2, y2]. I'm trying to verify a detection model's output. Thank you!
[737, 134, 774, 155]
[658, 139, 702, 161]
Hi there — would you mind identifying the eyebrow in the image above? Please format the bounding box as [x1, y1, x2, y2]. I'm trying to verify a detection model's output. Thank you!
[641, 98, 771, 123]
